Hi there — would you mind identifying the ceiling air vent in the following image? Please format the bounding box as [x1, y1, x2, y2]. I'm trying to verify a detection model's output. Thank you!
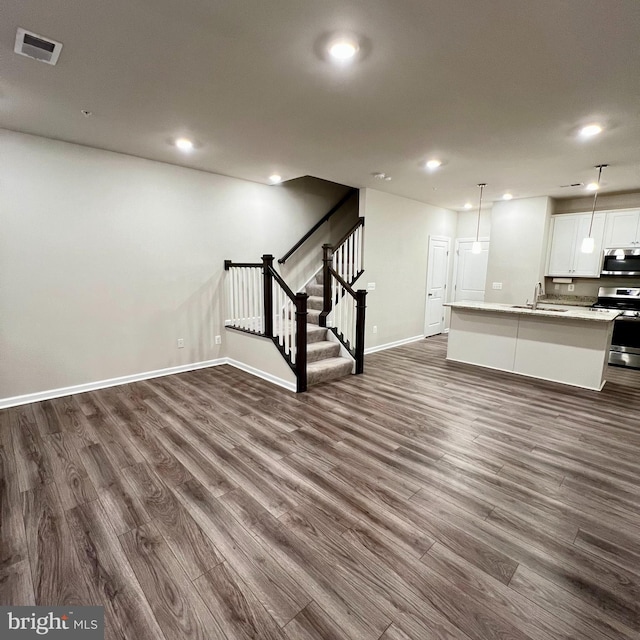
[14, 28, 63, 65]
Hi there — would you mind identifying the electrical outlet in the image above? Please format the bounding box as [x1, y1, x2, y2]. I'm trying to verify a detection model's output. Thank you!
[567, 284, 575, 292]
[177, 338, 184, 348]
[215, 335, 222, 345]
[492, 282, 503, 290]
[372, 325, 378, 334]
[367, 282, 376, 291]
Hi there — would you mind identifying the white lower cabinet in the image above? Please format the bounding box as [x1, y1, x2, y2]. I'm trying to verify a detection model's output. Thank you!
[546, 212, 605, 277]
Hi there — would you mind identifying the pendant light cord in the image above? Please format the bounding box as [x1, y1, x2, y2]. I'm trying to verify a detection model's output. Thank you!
[476, 183, 486, 242]
[588, 165, 606, 237]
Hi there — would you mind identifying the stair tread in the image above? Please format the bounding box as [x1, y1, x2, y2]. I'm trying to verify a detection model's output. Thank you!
[307, 340, 338, 351]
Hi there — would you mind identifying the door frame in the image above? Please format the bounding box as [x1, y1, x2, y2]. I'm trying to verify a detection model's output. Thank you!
[424, 235, 451, 337]
[452, 236, 490, 302]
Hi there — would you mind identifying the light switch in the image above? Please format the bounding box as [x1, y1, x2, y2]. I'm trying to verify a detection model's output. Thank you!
[492, 282, 503, 290]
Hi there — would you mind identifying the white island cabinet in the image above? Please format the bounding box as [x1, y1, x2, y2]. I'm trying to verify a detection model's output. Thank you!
[444, 302, 619, 391]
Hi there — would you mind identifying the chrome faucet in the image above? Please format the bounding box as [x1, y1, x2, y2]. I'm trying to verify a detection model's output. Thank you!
[532, 282, 543, 310]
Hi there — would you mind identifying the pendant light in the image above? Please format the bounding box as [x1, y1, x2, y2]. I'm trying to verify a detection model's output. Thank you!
[471, 183, 486, 254]
[581, 164, 607, 254]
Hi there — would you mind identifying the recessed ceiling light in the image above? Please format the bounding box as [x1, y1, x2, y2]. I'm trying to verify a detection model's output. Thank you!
[425, 159, 442, 170]
[579, 123, 603, 137]
[502, 193, 513, 200]
[464, 203, 473, 210]
[175, 138, 194, 151]
[269, 174, 282, 184]
[586, 182, 600, 191]
[328, 38, 359, 61]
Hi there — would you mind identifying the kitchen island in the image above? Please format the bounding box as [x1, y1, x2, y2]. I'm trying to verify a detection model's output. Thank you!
[444, 301, 620, 390]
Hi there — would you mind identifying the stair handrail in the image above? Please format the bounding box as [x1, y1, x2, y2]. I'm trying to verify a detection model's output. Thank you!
[224, 255, 308, 392]
[278, 188, 357, 264]
[333, 216, 365, 256]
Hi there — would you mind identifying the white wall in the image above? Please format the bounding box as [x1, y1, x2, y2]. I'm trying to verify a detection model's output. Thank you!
[0, 130, 344, 401]
[360, 188, 457, 349]
[484, 196, 552, 305]
[455, 208, 492, 240]
[554, 191, 640, 215]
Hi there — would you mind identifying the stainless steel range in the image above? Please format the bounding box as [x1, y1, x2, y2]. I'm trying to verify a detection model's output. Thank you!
[593, 287, 640, 369]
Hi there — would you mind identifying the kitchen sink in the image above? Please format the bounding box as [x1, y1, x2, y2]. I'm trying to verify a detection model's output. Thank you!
[510, 304, 569, 313]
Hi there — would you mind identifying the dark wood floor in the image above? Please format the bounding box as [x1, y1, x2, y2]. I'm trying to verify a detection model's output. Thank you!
[1, 335, 640, 640]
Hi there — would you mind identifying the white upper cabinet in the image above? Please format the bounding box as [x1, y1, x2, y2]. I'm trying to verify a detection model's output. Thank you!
[546, 212, 605, 277]
[603, 209, 640, 248]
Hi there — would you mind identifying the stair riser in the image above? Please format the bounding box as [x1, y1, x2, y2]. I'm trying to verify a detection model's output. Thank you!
[305, 284, 323, 298]
[307, 326, 327, 344]
[307, 296, 323, 310]
[307, 343, 341, 363]
[307, 360, 353, 386]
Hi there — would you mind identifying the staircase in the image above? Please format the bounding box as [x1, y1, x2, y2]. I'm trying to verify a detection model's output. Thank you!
[305, 271, 354, 386]
[224, 194, 366, 393]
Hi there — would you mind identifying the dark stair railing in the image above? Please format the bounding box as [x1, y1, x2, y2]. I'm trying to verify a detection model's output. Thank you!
[224, 254, 308, 392]
[278, 188, 357, 265]
[319, 216, 367, 374]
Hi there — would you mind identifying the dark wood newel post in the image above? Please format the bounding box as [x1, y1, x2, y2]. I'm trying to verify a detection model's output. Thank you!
[355, 289, 367, 374]
[294, 292, 308, 392]
[262, 254, 274, 338]
[320, 244, 333, 327]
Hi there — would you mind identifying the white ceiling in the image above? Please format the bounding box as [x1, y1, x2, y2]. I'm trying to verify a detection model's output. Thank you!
[2, 0, 640, 210]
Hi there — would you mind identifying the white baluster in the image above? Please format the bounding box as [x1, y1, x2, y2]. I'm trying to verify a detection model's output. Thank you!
[285, 298, 291, 357]
[350, 293, 354, 346]
[242, 267, 249, 329]
[238, 268, 244, 329]
[231, 267, 238, 327]
[353, 230, 358, 277]
[280, 288, 285, 347]
[290, 299, 296, 364]
[249, 268, 256, 331]
[276, 285, 281, 344]
[256, 268, 262, 332]
[228, 267, 236, 326]
[273, 280, 278, 341]
[256, 267, 261, 332]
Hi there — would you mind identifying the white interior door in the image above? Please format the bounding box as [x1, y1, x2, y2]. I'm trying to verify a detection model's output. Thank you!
[425, 237, 450, 337]
[454, 239, 490, 301]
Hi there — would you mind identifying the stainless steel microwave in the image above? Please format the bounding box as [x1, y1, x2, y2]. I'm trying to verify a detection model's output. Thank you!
[601, 249, 640, 276]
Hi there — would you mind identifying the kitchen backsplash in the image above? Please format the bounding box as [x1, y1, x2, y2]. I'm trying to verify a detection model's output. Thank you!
[545, 275, 640, 298]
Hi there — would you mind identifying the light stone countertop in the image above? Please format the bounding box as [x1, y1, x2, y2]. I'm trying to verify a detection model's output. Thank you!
[444, 301, 620, 322]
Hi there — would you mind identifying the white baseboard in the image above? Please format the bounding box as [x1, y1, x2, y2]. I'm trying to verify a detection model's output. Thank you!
[0, 356, 297, 409]
[364, 334, 424, 355]
[225, 359, 297, 393]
